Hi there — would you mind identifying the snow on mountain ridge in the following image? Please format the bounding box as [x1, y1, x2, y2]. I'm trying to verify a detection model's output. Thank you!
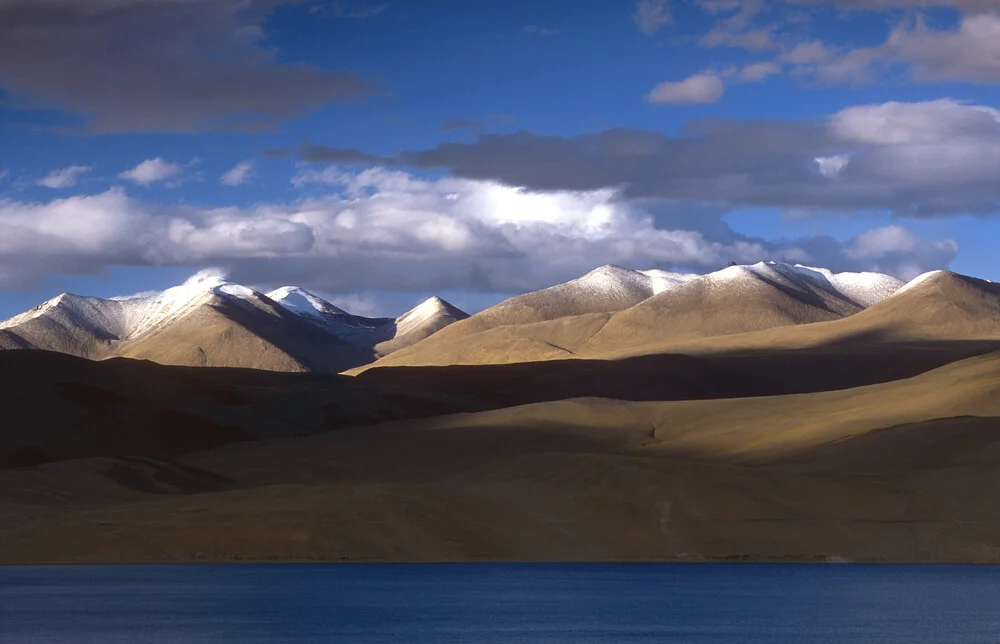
[697, 261, 904, 310]
[638, 269, 700, 295]
[267, 286, 348, 317]
[552, 262, 901, 311]
[394, 296, 467, 338]
[0, 262, 910, 357]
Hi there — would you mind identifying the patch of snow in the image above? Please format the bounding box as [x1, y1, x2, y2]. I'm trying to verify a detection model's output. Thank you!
[894, 270, 947, 296]
[267, 286, 347, 317]
[266, 285, 392, 339]
[0, 295, 65, 330]
[389, 296, 467, 341]
[639, 269, 699, 295]
[686, 261, 902, 310]
[216, 283, 257, 300]
[561, 264, 699, 301]
[783, 263, 904, 307]
[394, 297, 447, 336]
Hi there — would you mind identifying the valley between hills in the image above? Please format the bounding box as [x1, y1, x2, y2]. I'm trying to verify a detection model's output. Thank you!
[5, 261, 1000, 564]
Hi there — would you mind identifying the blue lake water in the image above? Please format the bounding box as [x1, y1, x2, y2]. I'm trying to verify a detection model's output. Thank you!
[3, 563, 1000, 643]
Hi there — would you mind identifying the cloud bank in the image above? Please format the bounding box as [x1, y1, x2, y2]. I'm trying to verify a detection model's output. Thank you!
[307, 99, 1000, 218]
[0, 168, 957, 295]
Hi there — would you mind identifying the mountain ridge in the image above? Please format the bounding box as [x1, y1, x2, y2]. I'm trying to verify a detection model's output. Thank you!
[351, 261, 916, 371]
[0, 271, 468, 372]
[5, 261, 996, 374]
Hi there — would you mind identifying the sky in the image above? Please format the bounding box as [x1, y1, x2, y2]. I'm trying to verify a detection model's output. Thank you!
[1, 0, 999, 318]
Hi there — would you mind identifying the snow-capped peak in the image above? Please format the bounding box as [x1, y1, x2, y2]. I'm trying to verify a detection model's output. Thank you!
[267, 286, 347, 317]
[398, 296, 448, 322]
[394, 296, 467, 337]
[894, 270, 951, 296]
[0, 294, 61, 330]
[565, 265, 676, 299]
[182, 267, 228, 288]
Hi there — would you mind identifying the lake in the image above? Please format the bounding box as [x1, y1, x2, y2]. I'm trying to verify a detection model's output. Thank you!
[2, 563, 1000, 643]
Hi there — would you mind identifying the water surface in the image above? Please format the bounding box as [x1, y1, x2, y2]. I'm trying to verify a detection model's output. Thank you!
[3, 563, 1000, 643]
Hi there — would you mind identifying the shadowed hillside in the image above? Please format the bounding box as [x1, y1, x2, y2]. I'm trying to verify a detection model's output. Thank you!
[5, 350, 1000, 564]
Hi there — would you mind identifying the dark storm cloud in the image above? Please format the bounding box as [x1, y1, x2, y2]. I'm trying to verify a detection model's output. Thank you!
[298, 100, 1000, 218]
[0, 0, 382, 133]
[298, 143, 387, 164]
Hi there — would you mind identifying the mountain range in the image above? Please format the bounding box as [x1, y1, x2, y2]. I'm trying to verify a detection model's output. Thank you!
[0, 270, 468, 373]
[9, 261, 1000, 374]
[354, 261, 1000, 370]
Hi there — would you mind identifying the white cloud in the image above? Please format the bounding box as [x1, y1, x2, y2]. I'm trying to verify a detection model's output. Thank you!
[324, 293, 383, 317]
[846, 225, 958, 263]
[118, 158, 183, 186]
[37, 165, 93, 189]
[647, 73, 725, 104]
[829, 99, 1000, 145]
[220, 160, 255, 186]
[633, 0, 674, 36]
[698, 0, 776, 51]
[0, 171, 958, 294]
[738, 61, 782, 81]
[815, 154, 851, 178]
[782, 40, 835, 66]
[701, 26, 776, 51]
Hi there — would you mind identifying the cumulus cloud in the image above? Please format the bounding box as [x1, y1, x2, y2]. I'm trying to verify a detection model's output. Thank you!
[119, 158, 184, 186]
[647, 74, 726, 104]
[220, 161, 255, 186]
[320, 99, 1000, 218]
[633, 0, 674, 36]
[0, 171, 957, 294]
[0, 0, 379, 133]
[829, 99, 1000, 144]
[845, 225, 959, 279]
[36, 165, 93, 189]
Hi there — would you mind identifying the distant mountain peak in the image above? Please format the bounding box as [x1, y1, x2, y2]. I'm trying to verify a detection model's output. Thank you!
[267, 286, 348, 317]
[395, 296, 468, 334]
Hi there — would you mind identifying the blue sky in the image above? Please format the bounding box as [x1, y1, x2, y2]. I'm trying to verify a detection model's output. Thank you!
[1, 0, 999, 317]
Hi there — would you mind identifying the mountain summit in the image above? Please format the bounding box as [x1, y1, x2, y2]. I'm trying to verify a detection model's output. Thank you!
[0, 272, 468, 373]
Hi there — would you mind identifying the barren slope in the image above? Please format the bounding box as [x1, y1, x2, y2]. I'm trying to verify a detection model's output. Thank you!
[6, 351, 1000, 564]
[0, 350, 464, 469]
